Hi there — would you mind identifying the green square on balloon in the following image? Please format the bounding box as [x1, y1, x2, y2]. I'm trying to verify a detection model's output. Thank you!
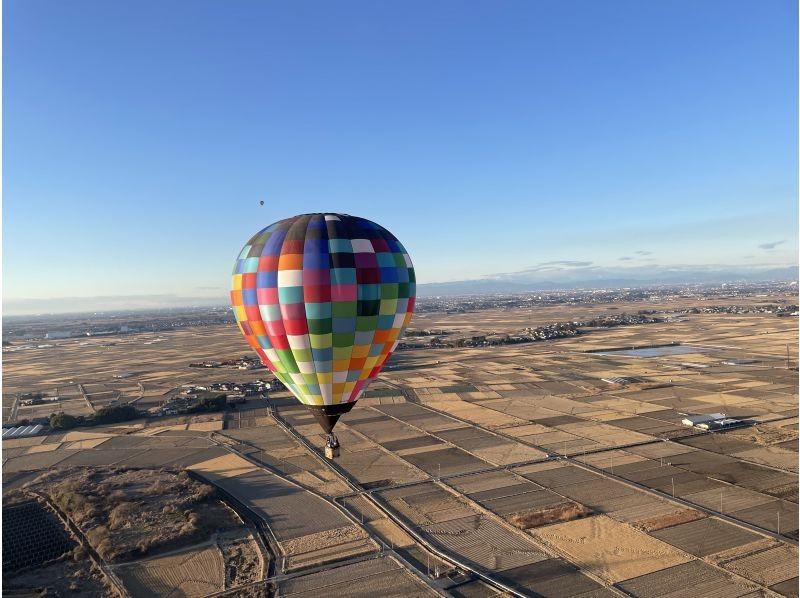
[333, 332, 355, 347]
[356, 316, 378, 332]
[333, 302, 357, 317]
[308, 318, 333, 335]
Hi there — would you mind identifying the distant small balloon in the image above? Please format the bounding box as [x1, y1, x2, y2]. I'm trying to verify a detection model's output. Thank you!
[260, 200, 265, 206]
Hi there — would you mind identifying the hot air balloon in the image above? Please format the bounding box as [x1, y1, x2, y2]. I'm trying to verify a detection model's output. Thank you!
[230, 213, 415, 455]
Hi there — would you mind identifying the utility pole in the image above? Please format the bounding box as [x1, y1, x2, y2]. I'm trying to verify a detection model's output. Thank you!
[671, 477, 675, 498]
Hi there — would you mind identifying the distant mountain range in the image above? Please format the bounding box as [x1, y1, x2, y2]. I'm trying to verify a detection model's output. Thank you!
[5, 265, 797, 316]
[417, 265, 799, 296]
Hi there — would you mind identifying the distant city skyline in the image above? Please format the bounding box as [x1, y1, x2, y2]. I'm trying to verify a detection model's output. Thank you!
[4, 0, 797, 313]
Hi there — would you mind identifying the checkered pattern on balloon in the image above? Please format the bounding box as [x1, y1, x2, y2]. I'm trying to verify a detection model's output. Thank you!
[230, 213, 415, 440]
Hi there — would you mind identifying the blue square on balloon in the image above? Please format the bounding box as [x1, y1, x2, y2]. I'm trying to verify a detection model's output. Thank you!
[377, 314, 395, 329]
[331, 268, 356, 284]
[333, 317, 356, 332]
[304, 238, 327, 254]
[303, 251, 328, 268]
[329, 239, 352, 253]
[242, 289, 258, 305]
[312, 347, 333, 362]
[314, 360, 333, 373]
[278, 286, 304, 304]
[358, 284, 380, 301]
[263, 229, 286, 255]
[257, 271, 277, 287]
[376, 253, 396, 267]
[380, 267, 399, 283]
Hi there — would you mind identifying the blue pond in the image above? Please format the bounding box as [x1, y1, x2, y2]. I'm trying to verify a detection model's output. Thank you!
[598, 345, 714, 358]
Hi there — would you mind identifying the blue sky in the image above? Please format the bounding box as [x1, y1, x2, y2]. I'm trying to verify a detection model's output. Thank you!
[4, 0, 797, 311]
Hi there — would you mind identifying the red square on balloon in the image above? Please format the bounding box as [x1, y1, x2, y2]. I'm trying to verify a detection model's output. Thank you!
[304, 285, 331, 302]
[241, 273, 257, 289]
[283, 319, 308, 335]
[259, 255, 279, 271]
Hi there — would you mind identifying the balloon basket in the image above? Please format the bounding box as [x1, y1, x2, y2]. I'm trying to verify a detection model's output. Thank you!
[325, 433, 340, 459]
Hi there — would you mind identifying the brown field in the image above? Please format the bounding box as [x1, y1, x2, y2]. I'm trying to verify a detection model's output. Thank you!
[721, 543, 799, 587]
[634, 508, 707, 532]
[116, 544, 225, 597]
[532, 515, 692, 583]
[617, 560, 758, 597]
[280, 525, 375, 571]
[650, 517, 765, 557]
[277, 555, 436, 597]
[507, 501, 591, 530]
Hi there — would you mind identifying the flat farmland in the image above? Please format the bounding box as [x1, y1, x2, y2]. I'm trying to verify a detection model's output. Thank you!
[650, 517, 764, 557]
[3, 292, 797, 595]
[189, 451, 378, 571]
[276, 555, 436, 597]
[115, 544, 225, 597]
[532, 515, 692, 583]
[2, 326, 267, 420]
[617, 560, 758, 597]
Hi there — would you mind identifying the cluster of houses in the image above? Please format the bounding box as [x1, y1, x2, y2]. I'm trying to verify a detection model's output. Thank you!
[18, 392, 61, 407]
[151, 378, 285, 416]
[400, 322, 580, 350]
[189, 355, 266, 370]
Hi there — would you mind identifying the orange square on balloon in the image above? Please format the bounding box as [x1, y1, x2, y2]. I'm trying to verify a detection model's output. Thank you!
[350, 345, 370, 358]
[349, 357, 366, 371]
[279, 254, 303, 270]
[249, 320, 266, 336]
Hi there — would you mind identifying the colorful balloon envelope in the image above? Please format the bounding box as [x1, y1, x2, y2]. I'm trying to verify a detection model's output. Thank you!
[230, 213, 415, 435]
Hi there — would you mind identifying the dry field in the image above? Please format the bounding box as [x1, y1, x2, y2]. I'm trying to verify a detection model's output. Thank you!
[617, 560, 759, 597]
[116, 544, 225, 597]
[190, 452, 379, 571]
[720, 542, 799, 588]
[276, 555, 436, 597]
[281, 525, 374, 571]
[2, 423, 229, 475]
[531, 515, 692, 583]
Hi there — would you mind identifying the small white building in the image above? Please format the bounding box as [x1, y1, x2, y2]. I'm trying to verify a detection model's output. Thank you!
[681, 413, 725, 427]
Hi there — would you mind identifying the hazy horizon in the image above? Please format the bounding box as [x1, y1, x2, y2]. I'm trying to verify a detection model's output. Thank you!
[4, 265, 797, 316]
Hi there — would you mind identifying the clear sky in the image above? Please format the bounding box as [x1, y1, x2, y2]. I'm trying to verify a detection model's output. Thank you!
[3, 0, 797, 311]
